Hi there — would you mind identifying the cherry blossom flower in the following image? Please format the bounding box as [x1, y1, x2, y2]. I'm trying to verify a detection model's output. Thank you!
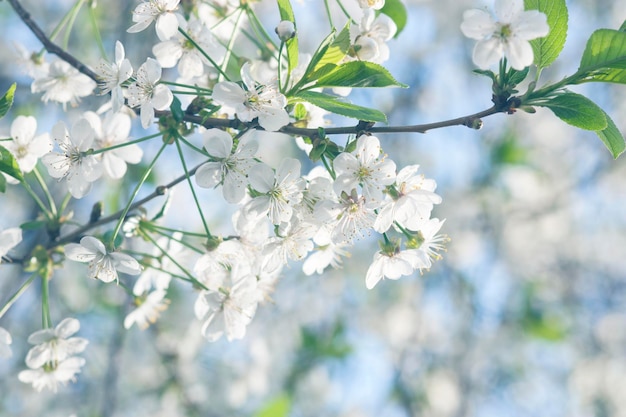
[315, 190, 378, 244]
[245, 158, 305, 225]
[353, 9, 397, 63]
[194, 266, 259, 342]
[365, 247, 428, 289]
[302, 228, 350, 276]
[95, 40, 133, 112]
[124, 290, 170, 330]
[127, 0, 181, 41]
[460, 0, 549, 70]
[0, 327, 12, 358]
[414, 218, 448, 270]
[195, 129, 259, 204]
[275, 20, 296, 42]
[12, 42, 49, 79]
[18, 318, 88, 393]
[18, 356, 86, 393]
[31, 59, 96, 108]
[152, 16, 222, 80]
[0, 228, 22, 264]
[84, 111, 143, 179]
[23, 318, 88, 370]
[333, 135, 396, 202]
[262, 216, 316, 273]
[64, 236, 142, 283]
[127, 58, 173, 128]
[212, 62, 289, 132]
[374, 165, 442, 233]
[5, 115, 51, 174]
[41, 119, 102, 199]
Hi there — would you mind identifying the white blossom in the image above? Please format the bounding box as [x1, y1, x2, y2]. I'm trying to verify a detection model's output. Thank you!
[315, 190, 377, 244]
[460, 0, 549, 70]
[127, 58, 173, 128]
[333, 135, 396, 202]
[84, 111, 143, 179]
[275, 20, 296, 42]
[353, 9, 397, 63]
[124, 290, 170, 330]
[95, 40, 133, 112]
[41, 119, 102, 199]
[195, 129, 259, 204]
[358, 0, 385, 10]
[18, 356, 86, 393]
[65, 236, 142, 283]
[365, 247, 427, 289]
[31, 60, 96, 108]
[212, 62, 289, 132]
[127, 0, 181, 41]
[5, 115, 51, 174]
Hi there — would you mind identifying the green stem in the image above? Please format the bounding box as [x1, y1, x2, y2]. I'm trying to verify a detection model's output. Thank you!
[160, 80, 213, 92]
[21, 178, 53, 220]
[178, 27, 230, 81]
[219, 7, 246, 82]
[145, 226, 206, 254]
[244, 5, 279, 54]
[334, 0, 357, 24]
[41, 274, 51, 328]
[145, 223, 212, 239]
[32, 166, 58, 217]
[320, 154, 336, 180]
[88, 3, 106, 59]
[177, 134, 208, 156]
[109, 141, 168, 250]
[88, 132, 162, 156]
[62, 0, 85, 49]
[324, 0, 334, 29]
[277, 41, 285, 92]
[0, 272, 38, 320]
[174, 135, 212, 238]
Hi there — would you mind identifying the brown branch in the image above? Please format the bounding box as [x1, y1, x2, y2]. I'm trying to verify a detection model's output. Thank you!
[6, 0, 99, 82]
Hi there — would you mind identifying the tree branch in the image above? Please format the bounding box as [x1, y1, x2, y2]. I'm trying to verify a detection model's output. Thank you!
[6, 0, 99, 82]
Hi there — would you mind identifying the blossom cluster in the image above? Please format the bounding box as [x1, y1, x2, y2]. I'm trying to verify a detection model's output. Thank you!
[0, 0, 551, 395]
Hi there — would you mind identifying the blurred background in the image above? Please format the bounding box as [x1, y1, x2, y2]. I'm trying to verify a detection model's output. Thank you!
[1, 0, 626, 416]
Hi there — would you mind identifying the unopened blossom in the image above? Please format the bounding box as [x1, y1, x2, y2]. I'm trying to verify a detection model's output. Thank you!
[245, 158, 305, 225]
[41, 119, 102, 199]
[358, 0, 385, 9]
[275, 20, 296, 41]
[0, 327, 12, 358]
[194, 267, 259, 342]
[124, 290, 170, 330]
[195, 129, 259, 204]
[65, 236, 142, 283]
[153, 16, 222, 80]
[83, 111, 143, 179]
[95, 40, 133, 112]
[127, 58, 173, 128]
[23, 318, 88, 370]
[0, 228, 22, 264]
[31, 59, 96, 108]
[333, 135, 396, 202]
[365, 247, 428, 289]
[353, 8, 397, 63]
[374, 165, 442, 233]
[212, 62, 289, 132]
[5, 115, 51, 174]
[461, 0, 549, 70]
[127, 0, 181, 41]
[18, 356, 86, 393]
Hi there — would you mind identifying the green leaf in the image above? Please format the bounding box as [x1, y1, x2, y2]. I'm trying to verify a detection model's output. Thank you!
[314, 61, 407, 88]
[0, 83, 16, 119]
[20, 220, 48, 231]
[295, 91, 387, 123]
[524, 0, 568, 69]
[277, 0, 299, 72]
[297, 24, 351, 89]
[255, 395, 290, 417]
[379, 0, 407, 38]
[578, 29, 626, 84]
[537, 92, 607, 130]
[0, 172, 6, 193]
[619, 19, 626, 32]
[0, 145, 23, 182]
[170, 96, 184, 122]
[595, 110, 626, 159]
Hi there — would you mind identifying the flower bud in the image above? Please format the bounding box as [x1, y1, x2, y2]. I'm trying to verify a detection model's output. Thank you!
[275, 20, 296, 42]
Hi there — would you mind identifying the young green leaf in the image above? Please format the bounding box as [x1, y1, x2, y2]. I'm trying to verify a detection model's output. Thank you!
[537, 92, 607, 130]
[524, 0, 568, 69]
[295, 91, 387, 123]
[578, 29, 626, 84]
[0, 83, 16, 119]
[313, 61, 407, 89]
[379, 0, 407, 38]
[0, 145, 23, 182]
[595, 110, 626, 159]
[0, 171, 6, 193]
[277, 0, 299, 72]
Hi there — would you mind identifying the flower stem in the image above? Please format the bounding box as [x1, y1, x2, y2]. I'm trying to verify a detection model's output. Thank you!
[32, 166, 57, 216]
[0, 272, 38, 320]
[178, 27, 230, 81]
[88, 132, 162, 156]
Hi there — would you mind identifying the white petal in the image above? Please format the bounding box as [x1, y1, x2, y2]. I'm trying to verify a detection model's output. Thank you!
[495, 0, 524, 24]
[506, 37, 535, 70]
[461, 9, 497, 40]
[156, 12, 179, 41]
[55, 317, 80, 339]
[473, 38, 504, 69]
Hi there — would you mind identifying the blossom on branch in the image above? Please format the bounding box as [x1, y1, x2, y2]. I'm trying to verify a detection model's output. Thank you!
[95, 40, 133, 112]
[5, 115, 51, 174]
[127, 0, 181, 41]
[460, 0, 549, 70]
[127, 58, 173, 128]
[31, 60, 96, 109]
[64, 236, 142, 283]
